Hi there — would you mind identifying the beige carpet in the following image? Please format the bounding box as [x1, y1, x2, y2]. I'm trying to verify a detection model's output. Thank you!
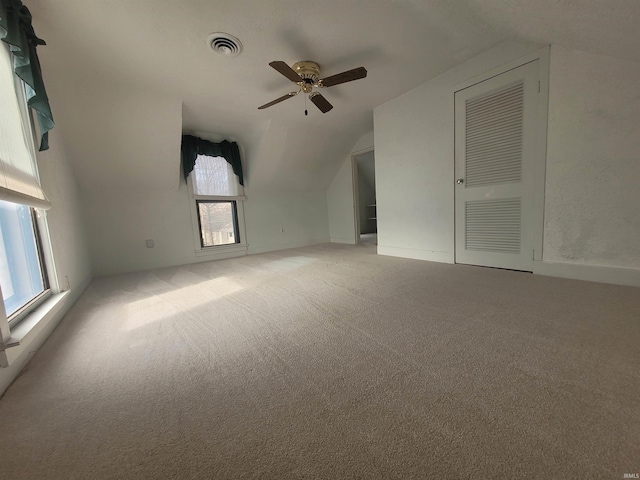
[360, 233, 377, 246]
[1, 243, 639, 479]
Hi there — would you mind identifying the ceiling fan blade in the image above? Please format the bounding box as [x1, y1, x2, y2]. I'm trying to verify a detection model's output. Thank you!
[258, 91, 298, 110]
[269, 61, 302, 83]
[309, 93, 333, 113]
[320, 66, 367, 87]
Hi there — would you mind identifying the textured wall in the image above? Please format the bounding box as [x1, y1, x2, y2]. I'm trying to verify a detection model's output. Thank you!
[544, 46, 640, 268]
[374, 41, 540, 262]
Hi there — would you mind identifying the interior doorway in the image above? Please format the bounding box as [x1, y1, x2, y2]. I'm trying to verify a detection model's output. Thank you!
[353, 150, 376, 245]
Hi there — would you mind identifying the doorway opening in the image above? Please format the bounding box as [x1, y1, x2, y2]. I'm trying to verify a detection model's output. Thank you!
[353, 150, 376, 246]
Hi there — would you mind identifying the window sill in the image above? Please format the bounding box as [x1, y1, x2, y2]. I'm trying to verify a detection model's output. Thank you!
[0, 291, 70, 356]
[194, 194, 246, 201]
[194, 243, 248, 258]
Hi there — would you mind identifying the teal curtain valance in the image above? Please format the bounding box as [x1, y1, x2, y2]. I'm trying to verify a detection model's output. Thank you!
[0, 0, 54, 151]
[181, 135, 244, 186]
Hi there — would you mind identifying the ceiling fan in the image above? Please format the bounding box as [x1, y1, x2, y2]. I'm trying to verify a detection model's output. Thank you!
[258, 61, 367, 113]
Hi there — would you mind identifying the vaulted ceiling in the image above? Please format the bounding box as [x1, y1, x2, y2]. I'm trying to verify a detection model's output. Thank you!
[28, 0, 640, 193]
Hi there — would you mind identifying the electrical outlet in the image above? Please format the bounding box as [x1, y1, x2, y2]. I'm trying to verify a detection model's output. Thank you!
[146, 239, 155, 248]
[280, 227, 285, 233]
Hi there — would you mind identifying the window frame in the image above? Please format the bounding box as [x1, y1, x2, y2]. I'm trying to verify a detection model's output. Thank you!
[186, 156, 248, 259]
[2, 205, 51, 328]
[195, 199, 240, 248]
[0, 43, 58, 334]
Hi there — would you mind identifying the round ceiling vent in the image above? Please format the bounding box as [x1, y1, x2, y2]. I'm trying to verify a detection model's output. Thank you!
[207, 33, 243, 57]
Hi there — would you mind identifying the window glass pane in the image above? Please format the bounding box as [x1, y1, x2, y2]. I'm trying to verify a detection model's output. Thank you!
[192, 155, 240, 196]
[0, 199, 45, 316]
[198, 201, 238, 247]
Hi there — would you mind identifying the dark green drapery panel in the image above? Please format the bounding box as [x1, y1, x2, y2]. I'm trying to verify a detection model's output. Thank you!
[181, 135, 244, 186]
[0, 0, 54, 151]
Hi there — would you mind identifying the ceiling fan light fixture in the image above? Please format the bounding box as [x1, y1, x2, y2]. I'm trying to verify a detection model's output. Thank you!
[259, 60, 367, 114]
[207, 32, 243, 57]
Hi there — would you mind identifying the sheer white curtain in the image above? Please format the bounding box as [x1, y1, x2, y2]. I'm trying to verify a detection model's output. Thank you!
[0, 43, 49, 210]
[191, 155, 242, 197]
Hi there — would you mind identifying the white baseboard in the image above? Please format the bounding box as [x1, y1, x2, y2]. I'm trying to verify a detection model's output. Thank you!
[533, 260, 640, 288]
[377, 246, 454, 264]
[247, 238, 330, 255]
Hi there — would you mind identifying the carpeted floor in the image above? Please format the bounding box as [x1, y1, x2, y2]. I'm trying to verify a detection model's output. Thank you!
[360, 233, 377, 246]
[0, 243, 638, 479]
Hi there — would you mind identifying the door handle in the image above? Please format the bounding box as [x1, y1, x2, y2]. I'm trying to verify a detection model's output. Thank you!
[456, 178, 464, 185]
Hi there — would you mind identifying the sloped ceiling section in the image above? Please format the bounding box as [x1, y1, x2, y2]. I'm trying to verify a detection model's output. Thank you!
[28, 0, 509, 193]
[45, 77, 183, 191]
[28, 0, 640, 193]
[465, 0, 640, 63]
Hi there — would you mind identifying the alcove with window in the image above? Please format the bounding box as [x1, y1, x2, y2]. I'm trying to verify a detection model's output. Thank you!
[182, 135, 247, 259]
[0, 9, 60, 363]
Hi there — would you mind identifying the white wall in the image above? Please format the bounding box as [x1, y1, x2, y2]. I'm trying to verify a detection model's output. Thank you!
[84, 184, 330, 276]
[374, 41, 541, 263]
[245, 192, 329, 255]
[374, 40, 640, 286]
[327, 131, 374, 244]
[327, 159, 356, 244]
[544, 46, 640, 269]
[53, 78, 333, 277]
[0, 135, 92, 394]
[38, 139, 93, 296]
[82, 185, 194, 276]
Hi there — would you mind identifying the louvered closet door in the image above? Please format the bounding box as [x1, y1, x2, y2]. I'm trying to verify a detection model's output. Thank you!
[455, 61, 539, 271]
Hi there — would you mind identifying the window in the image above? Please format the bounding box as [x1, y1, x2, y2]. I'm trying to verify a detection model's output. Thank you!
[196, 200, 238, 246]
[192, 154, 240, 197]
[0, 42, 52, 328]
[0, 200, 48, 323]
[189, 154, 246, 251]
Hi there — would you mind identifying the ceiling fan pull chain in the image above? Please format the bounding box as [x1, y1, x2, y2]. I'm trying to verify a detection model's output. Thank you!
[304, 94, 308, 116]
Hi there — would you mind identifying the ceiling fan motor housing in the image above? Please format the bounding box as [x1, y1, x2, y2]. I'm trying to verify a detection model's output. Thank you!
[292, 61, 320, 84]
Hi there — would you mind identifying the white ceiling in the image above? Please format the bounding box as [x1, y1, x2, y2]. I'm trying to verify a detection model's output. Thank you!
[28, 0, 640, 193]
